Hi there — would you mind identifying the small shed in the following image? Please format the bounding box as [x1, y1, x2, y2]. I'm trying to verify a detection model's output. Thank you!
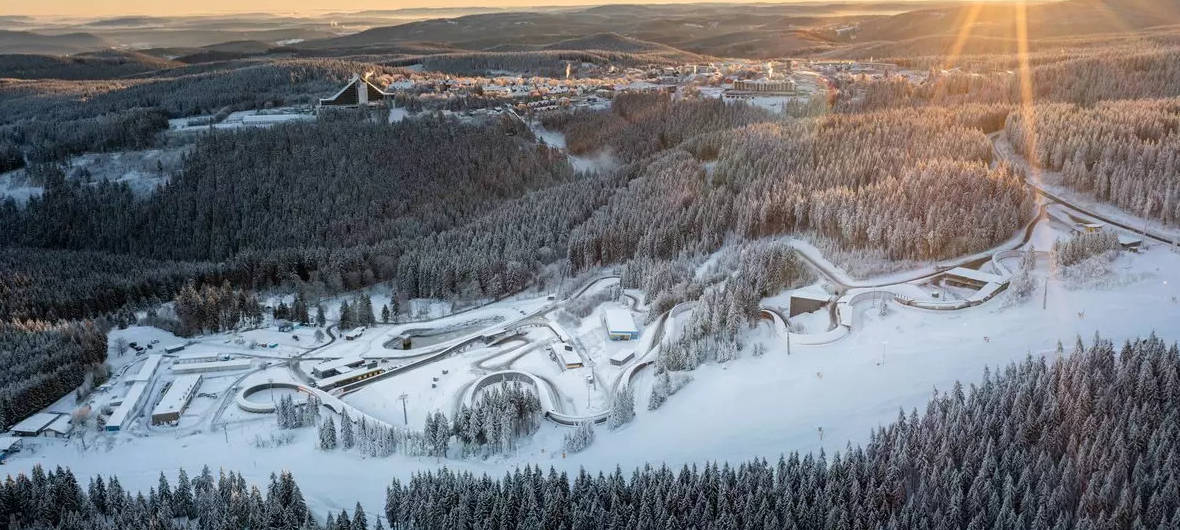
[609, 350, 635, 366]
[789, 292, 830, 318]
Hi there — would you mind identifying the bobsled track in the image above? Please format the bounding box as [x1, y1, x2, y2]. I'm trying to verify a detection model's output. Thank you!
[238, 178, 1156, 429]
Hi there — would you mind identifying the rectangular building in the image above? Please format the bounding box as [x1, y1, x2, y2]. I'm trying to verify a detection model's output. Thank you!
[554, 343, 583, 369]
[9, 412, 63, 437]
[129, 355, 162, 383]
[312, 356, 367, 378]
[106, 381, 150, 431]
[602, 308, 639, 341]
[313, 366, 383, 391]
[151, 374, 203, 425]
[171, 358, 253, 374]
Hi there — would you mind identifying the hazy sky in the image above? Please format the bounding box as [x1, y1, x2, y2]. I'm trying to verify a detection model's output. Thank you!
[3, 0, 965, 18]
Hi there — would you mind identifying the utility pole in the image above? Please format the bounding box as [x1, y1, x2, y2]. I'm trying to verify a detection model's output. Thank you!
[1042, 277, 1049, 310]
[399, 393, 409, 425]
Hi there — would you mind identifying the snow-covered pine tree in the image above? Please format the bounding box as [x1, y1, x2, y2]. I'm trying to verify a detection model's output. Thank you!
[319, 417, 338, 450]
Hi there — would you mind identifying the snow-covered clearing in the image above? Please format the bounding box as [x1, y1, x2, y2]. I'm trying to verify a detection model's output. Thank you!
[529, 122, 619, 174]
[0, 146, 189, 202]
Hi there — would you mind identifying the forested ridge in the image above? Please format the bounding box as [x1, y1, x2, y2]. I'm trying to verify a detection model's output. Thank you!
[1005, 98, 1180, 226]
[0, 60, 403, 167]
[540, 93, 775, 163]
[567, 103, 1033, 270]
[0, 320, 107, 429]
[4, 335, 1179, 529]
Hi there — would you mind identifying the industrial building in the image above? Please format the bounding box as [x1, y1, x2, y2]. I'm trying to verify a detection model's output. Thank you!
[106, 381, 150, 431]
[313, 365, 382, 391]
[130, 355, 162, 383]
[174, 353, 232, 364]
[311, 356, 367, 378]
[9, 412, 65, 437]
[554, 343, 583, 369]
[151, 374, 203, 425]
[171, 358, 253, 374]
[603, 308, 640, 340]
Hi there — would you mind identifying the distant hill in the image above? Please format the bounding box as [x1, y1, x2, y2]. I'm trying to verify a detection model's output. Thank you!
[540, 33, 682, 54]
[853, 0, 1180, 45]
[0, 30, 109, 55]
[294, 3, 905, 58]
[0, 50, 178, 79]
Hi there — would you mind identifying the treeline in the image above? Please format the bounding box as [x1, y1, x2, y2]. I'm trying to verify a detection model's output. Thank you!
[1053, 230, 1122, 267]
[9, 107, 169, 164]
[11, 334, 1180, 528]
[0, 116, 567, 261]
[173, 281, 264, 336]
[385, 50, 680, 77]
[1005, 98, 1180, 225]
[387, 334, 1180, 529]
[842, 47, 1180, 113]
[0, 59, 403, 164]
[1, 116, 623, 321]
[568, 105, 1033, 270]
[657, 242, 811, 371]
[453, 382, 544, 457]
[0, 246, 224, 322]
[539, 92, 774, 163]
[0, 319, 107, 429]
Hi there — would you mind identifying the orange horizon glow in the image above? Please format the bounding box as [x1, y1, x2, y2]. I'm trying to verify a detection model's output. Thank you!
[1, 0, 1051, 20]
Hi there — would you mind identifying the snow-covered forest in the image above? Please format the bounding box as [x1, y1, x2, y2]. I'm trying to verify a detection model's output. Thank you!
[1005, 98, 1180, 225]
[5, 335, 1179, 528]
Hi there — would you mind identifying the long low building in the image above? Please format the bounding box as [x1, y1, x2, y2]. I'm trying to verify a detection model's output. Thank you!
[106, 381, 150, 431]
[171, 358, 253, 374]
[151, 374, 203, 425]
[9, 412, 63, 437]
[129, 355, 162, 383]
[311, 356, 366, 378]
[941, 267, 1005, 289]
[312, 365, 382, 391]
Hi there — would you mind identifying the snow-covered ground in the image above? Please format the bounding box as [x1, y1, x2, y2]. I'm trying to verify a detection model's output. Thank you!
[529, 122, 619, 174]
[0, 146, 189, 202]
[8, 223, 1180, 522]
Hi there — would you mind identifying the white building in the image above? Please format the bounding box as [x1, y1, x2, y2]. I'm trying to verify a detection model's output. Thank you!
[151, 374, 203, 425]
[9, 412, 64, 437]
[171, 358, 253, 374]
[554, 343, 583, 370]
[312, 356, 366, 378]
[106, 381, 150, 431]
[603, 308, 639, 340]
[129, 355, 162, 383]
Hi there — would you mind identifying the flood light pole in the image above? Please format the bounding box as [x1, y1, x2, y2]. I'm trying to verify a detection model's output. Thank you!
[399, 393, 409, 425]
